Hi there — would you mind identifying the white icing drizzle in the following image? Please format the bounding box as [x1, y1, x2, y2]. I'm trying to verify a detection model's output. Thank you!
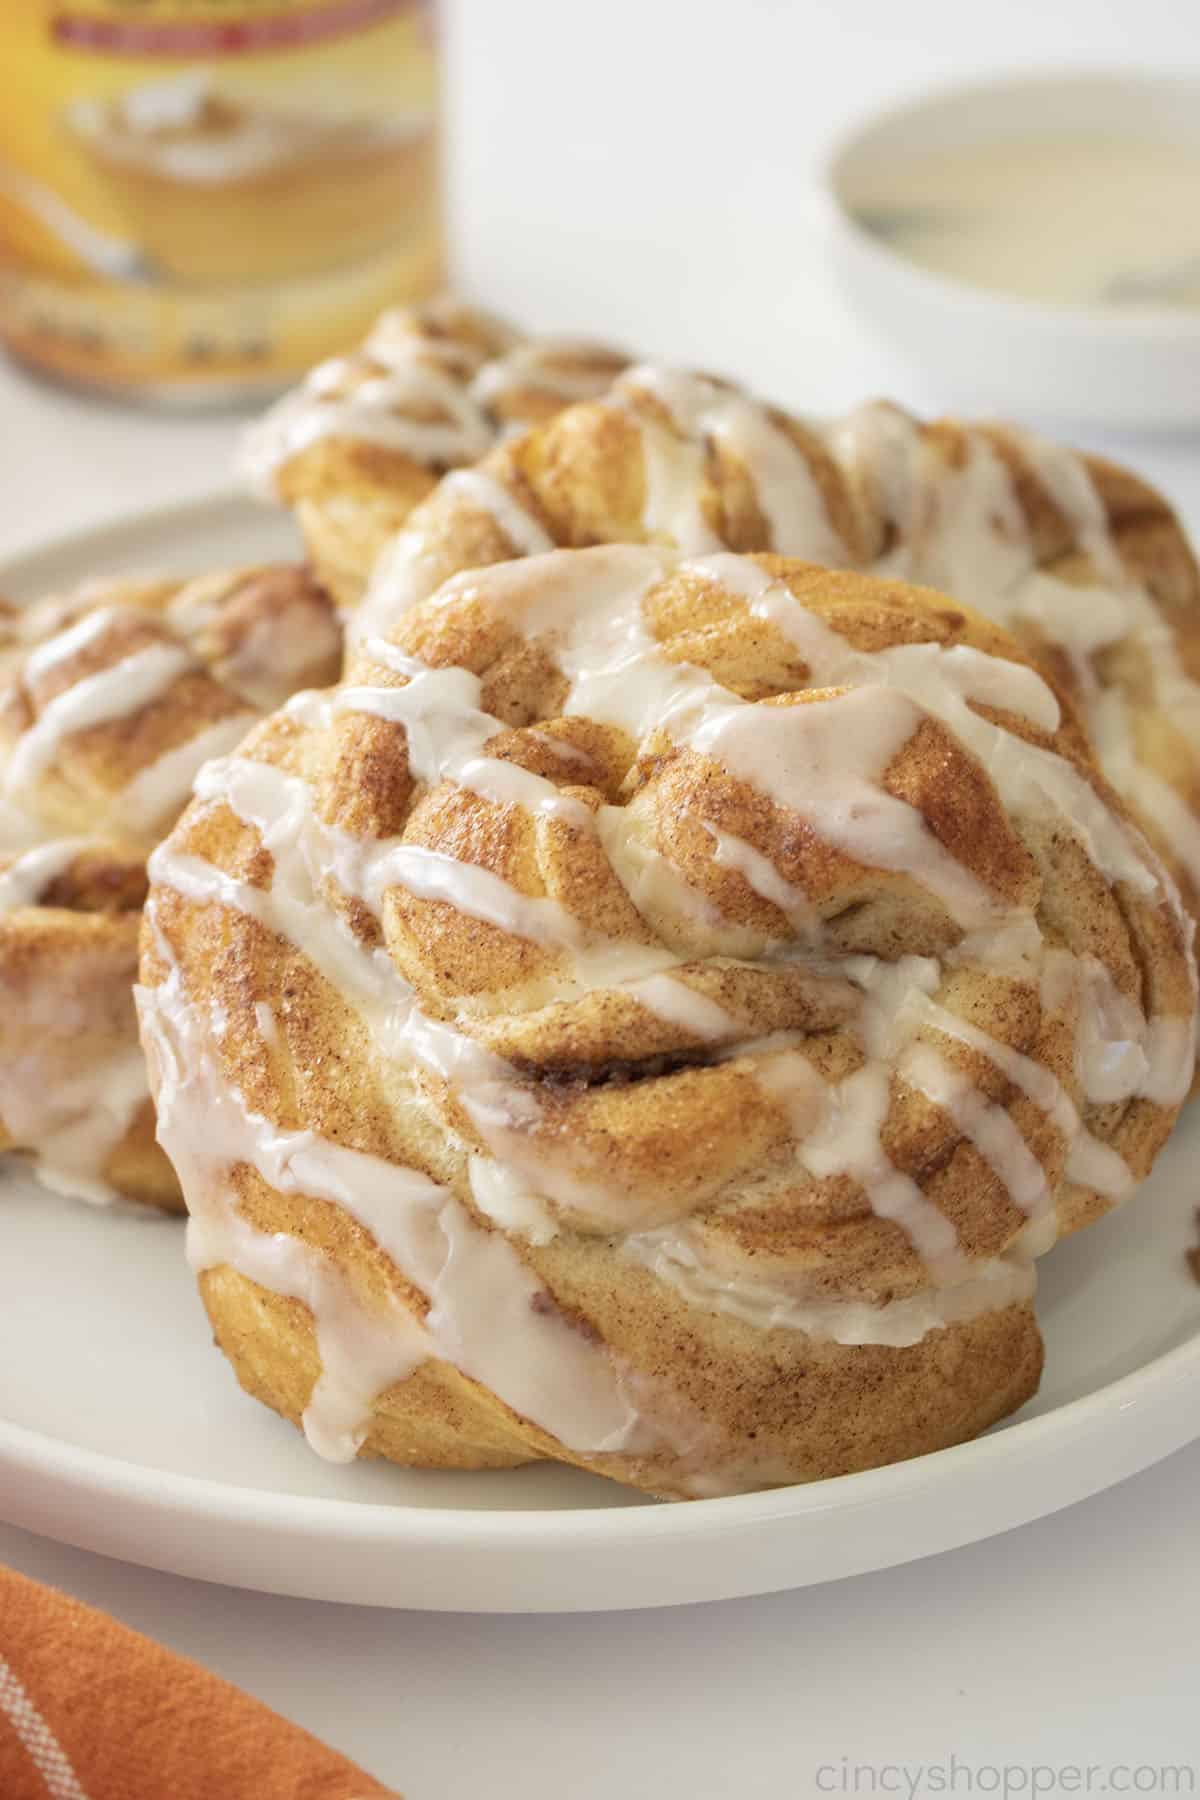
[0, 1031, 149, 1210]
[802, 1059, 966, 1279]
[434, 468, 556, 556]
[1071, 952, 1193, 1109]
[706, 825, 818, 933]
[692, 688, 1005, 928]
[468, 1153, 560, 1246]
[919, 996, 1133, 1205]
[115, 711, 256, 836]
[621, 405, 723, 554]
[335, 652, 592, 829]
[138, 935, 657, 1462]
[700, 551, 1157, 897]
[0, 839, 90, 911]
[378, 547, 1179, 1034]
[623, 974, 737, 1041]
[596, 805, 728, 939]
[526, 729, 595, 768]
[363, 308, 497, 376]
[354, 372, 1200, 929]
[624, 1222, 1036, 1349]
[182, 757, 695, 1035]
[355, 555, 1024, 978]
[152, 776, 789, 1239]
[152, 777, 1037, 1449]
[241, 328, 624, 502]
[469, 342, 625, 408]
[525, 546, 1158, 913]
[836, 406, 1200, 898]
[369, 538, 1153, 933]
[5, 571, 332, 831]
[619, 366, 848, 563]
[902, 1040, 1053, 1231]
[774, 955, 969, 1282]
[4, 642, 193, 796]
[352, 364, 844, 637]
[376, 843, 587, 947]
[238, 353, 495, 496]
[22, 605, 121, 684]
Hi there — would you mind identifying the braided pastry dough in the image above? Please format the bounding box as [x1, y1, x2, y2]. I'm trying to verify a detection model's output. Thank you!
[358, 365, 1200, 928]
[0, 565, 340, 1206]
[139, 548, 1195, 1496]
[241, 297, 630, 608]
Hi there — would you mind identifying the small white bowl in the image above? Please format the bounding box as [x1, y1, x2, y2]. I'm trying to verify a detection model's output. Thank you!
[826, 71, 1200, 430]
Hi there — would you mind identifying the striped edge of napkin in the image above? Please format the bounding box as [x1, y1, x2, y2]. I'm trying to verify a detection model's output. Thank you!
[0, 1566, 398, 1800]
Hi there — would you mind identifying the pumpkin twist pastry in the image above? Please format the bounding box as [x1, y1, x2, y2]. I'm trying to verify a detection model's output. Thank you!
[137, 547, 1195, 1498]
[0, 564, 340, 1208]
[357, 363, 1200, 928]
[239, 295, 630, 609]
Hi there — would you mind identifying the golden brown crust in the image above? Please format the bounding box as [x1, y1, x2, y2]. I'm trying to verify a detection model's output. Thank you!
[140, 552, 1194, 1496]
[245, 299, 631, 607]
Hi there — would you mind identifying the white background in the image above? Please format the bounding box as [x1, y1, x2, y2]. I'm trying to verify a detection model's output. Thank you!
[2, 1, 1199, 1793]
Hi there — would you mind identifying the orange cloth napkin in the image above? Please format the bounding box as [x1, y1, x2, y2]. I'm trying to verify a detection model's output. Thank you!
[0, 1567, 397, 1800]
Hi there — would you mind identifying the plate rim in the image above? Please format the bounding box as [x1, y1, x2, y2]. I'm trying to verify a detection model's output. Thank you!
[2, 487, 1200, 1608]
[2, 1255, 1198, 1543]
[0, 487, 283, 601]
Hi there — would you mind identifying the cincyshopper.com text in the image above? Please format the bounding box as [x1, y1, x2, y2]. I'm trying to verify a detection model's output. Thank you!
[814, 1758, 1196, 1797]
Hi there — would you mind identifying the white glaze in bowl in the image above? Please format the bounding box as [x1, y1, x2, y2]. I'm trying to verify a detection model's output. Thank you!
[826, 71, 1200, 429]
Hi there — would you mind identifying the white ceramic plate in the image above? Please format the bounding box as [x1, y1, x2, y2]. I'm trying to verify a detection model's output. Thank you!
[1, 494, 1199, 1614]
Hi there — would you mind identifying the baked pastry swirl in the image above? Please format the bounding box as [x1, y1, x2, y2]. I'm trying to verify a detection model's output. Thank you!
[138, 548, 1195, 1497]
[0, 564, 340, 1206]
[240, 297, 630, 608]
[358, 364, 1200, 927]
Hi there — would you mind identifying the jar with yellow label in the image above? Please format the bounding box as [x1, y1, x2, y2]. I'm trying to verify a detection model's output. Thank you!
[0, 0, 443, 402]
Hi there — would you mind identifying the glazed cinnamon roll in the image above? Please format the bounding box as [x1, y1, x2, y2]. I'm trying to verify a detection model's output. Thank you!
[240, 296, 630, 609]
[357, 364, 1200, 931]
[0, 564, 340, 1207]
[138, 549, 1195, 1496]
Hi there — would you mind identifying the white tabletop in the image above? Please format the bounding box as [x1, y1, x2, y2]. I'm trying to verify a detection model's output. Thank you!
[2, 1, 1199, 1791]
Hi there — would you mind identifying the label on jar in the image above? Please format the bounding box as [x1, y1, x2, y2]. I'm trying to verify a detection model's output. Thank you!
[0, 0, 442, 398]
